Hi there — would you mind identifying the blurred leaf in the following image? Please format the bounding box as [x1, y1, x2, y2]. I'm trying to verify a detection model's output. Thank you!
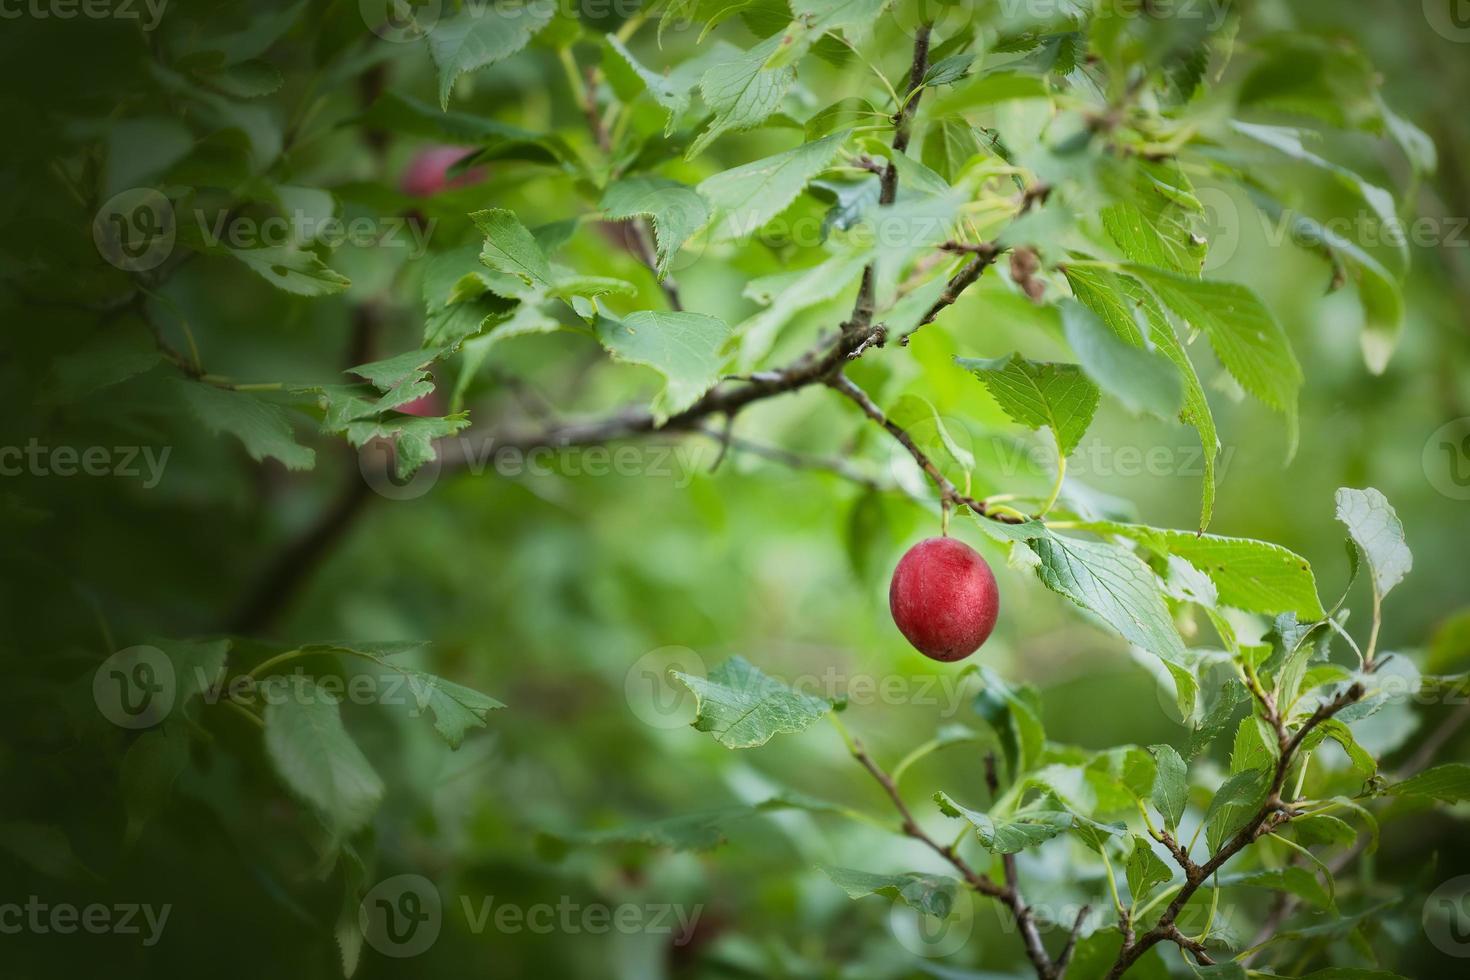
[263, 678, 385, 840]
[818, 865, 959, 916]
[172, 381, 316, 470]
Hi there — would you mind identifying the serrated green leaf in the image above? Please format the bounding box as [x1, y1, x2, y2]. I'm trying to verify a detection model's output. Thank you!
[264, 678, 384, 839]
[1075, 522, 1324, 620]
[595, 311, 731, 424]
[173, 381, 316, 470]
[599, 177, 709, 278]
[1386, 763, 1470, 802]
[1029, 534, 1188, 666]
[1065, 265, 1218, 528]
[1149, 743, 1188, 830]
[959, 354, 1099, 457]
[1203, 767, 1270, 852]
[670, 656, 831, 748]
[1334, 487, 1412, 601]
[934, 792, 1073, 853]
[818, 865, 959, 916]
[428, 1, 555, 109]
[1127, 265, 1301, 455]
[1126, 835, 1173, 904]
[697, 131, 848, 242]
[472, 208, 553, 286]
[688, 34, 797, 159]
[229, 244, 350, 296]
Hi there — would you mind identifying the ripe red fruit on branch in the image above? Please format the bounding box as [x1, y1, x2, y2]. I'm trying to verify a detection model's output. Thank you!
[889, 537, 1000, 662]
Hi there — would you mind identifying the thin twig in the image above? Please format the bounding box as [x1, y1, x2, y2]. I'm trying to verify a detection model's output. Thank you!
[1104, 683, 1365, 978]
[826, 373, 1021, 524]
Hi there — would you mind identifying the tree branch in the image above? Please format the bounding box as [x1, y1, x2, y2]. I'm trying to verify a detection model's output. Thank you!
[1104, 682, 1365, 978]
[826, 372, 1021, 523]
[850, 23, 933, 335]
[848, 735, 1007, 898]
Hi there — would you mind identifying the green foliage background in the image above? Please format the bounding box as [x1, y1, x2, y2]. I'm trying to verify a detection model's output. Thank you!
[1, 1, 1468, 978]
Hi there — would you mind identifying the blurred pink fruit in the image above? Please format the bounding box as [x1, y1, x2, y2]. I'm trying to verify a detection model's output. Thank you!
[400, 145, 484, 198]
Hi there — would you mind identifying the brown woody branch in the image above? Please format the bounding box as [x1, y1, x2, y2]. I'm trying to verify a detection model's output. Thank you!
[826, 373, 1022, 523]
[1104, 682, 1365, 978]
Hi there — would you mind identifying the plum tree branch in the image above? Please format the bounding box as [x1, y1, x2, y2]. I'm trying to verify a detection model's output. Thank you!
[826, 373, 1022, 523]
[1104, 682, 1365, 978]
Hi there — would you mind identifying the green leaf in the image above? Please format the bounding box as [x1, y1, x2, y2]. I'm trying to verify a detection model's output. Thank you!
[735, 248, 870, 367]
[1101, 201, 1193, 275]
[1126, 835, 1173, 904]
[311, 643, 505, 749]
[921, 53, 975, 88]
[1065, 265, 1218, 528]
[264, 678, 385, 839]
[1060, 300, 1183, 420]
[605, 35, 691, 131]
[1290, 813, 1358, 847]
[1386, 763, 1470, 803]
[922, 116, 985, 182]
[1203, 767, 1270, 853]
[1029, 534, 1188, 666]
[670, 656, 831, 748]
[599, 177, 709, 278]
[472, 209, 553, 286]
[1334, 487, 1412, 600]
[1225, 866, 1333, 910]
[1149, 744, 1188, 831]
[172, 381, 316, 470]
[120, 723, 191, 845]
[595, 311, 731, 424]
[817, 865, 959, 917]
[342, 414, 470, 480]
[229, 244, 350, 297]
[697, 131, 848, 242]
[688, 34, 797, 159]
[1301, 719, 1376, 779]
[1126, 265, 1302, 454]
[972, 666, 1045, 780]
[1231, 121, 1405, 271]
[427, 1, 555, 109]
[934, 793, 1073, 853]
[958, 354, 1100, 457]
[791, 0, 891, 42]
[1075, 523, 1324, 620]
